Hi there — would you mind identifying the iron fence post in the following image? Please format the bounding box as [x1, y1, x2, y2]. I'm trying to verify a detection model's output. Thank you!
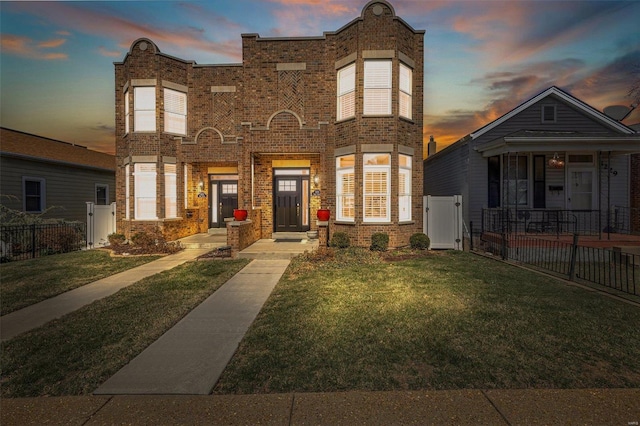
[568, 233, 579, 281]
[469, 221, 474, 251]
[31, 223, 36, 259]
[501, 232, 508, 260]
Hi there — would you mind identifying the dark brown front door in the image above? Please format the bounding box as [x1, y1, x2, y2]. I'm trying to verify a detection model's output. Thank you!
[210, 180, 237, 228]
[275, 176, 304, 232]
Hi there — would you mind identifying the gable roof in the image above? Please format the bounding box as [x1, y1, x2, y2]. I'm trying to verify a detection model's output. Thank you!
[0, 128, 115, 171]
[469, 86, 635, 140]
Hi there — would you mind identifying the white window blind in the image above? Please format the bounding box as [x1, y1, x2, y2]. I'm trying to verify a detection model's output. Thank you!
[124, 89, 130, 134]
[363, 153, 390, 222]
[134, 87, 156, 132]
[337, 63, 355, 120]
[164, 164, 177, 218]
[399, 64, 412, 119]
[399, 154, 412, 221]
[125, 164, 130, 219]
[134, 163, 157, 219]
[336, 155, 355, 221]
[164, 88, 187, 135]
[364, 60, 391, 115]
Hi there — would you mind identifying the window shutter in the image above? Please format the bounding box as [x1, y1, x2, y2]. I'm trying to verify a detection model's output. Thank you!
[364, 61, 391, 115]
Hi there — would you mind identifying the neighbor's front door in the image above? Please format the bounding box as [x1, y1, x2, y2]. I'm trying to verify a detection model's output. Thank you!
[274, 175, 309, 232]
[567, 168, 596, 210]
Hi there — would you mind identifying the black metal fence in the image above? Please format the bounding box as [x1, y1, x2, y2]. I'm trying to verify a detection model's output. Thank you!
[476, 232, 639, 296]
[0, 222, 86, 262]
[482, 207, 636, 238]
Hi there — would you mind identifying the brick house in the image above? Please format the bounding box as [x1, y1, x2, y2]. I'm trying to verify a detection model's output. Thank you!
[114, 0, 424, 247]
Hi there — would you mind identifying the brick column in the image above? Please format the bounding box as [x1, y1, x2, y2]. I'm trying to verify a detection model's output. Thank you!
[318, 220, 329, 247]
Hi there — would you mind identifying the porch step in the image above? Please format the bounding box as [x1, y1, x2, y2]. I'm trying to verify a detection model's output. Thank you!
[207, 228, 227, 236]
[177, 233, 227, 250]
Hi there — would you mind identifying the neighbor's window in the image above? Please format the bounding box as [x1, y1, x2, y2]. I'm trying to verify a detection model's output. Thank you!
[124, 89, 130, 134]
[134, 86, 156, 132]
[363, 153, 390, 222]
[503, 155, 528, 206]
[134, 163, 157, 219]
[23, 177, 45, 213]
[164, 164, 177, 218]
[96, 184, 109, 205]
[336, 154, 355, 222]
[399, 63, 412, 119]
[399, 154, 412, 221]
[364, 60, 392, 115]
[337, 63, 356, 120]
[164, 88, 187, 135]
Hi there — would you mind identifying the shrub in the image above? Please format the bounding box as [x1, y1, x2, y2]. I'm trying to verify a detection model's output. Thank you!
[330, 232, 350, 248]
[370, 232, 389, 252]
[410, 233, 430, 250]
[108, 233, 126, 247]
[130, 231, 156, 248]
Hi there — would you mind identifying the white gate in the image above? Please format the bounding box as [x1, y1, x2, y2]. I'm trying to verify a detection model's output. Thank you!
[423, 195, 463, 250]
[86, 202, 116, 248]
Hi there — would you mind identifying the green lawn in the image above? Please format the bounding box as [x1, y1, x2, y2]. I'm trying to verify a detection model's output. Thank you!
[0, 250, 162, 314]
[214, 249, 640, 393]
[1, 258, 250, 397]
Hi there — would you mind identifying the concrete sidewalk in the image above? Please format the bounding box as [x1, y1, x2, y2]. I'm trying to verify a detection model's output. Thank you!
[0, 248, 210, 341]
[95, 259, 290, 395]
[3, 388, 639, 425]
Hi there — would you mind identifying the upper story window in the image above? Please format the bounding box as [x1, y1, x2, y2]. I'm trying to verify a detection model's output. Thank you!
[134, 87, 156, 132]
[23, 177, 45, 213]
[542, 105, 556, 123]
[364, 60, 392, 115]
[164, 88, 187, 135]
[399, 63, 412, 120]
[337, 63, 356, 121]
[363, 153, 391, 222]
[124, 89, 130, 134]
[336, 154, 355, 222]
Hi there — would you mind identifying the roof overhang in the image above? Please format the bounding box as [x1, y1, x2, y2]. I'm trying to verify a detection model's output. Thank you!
[475, 136, 640, 157]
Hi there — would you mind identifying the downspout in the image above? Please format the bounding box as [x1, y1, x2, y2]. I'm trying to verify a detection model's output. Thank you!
[251, 153, 255, 209]
[607, 151, 611, 240]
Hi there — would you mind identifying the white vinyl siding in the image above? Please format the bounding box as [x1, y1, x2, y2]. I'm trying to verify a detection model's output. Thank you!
[363, 153, 391, 222]
[399, 154, 412, 221]
[337, 63, 356, 120]
[399, 63, 412, 119]
[164, 88, 187, 135]
[164, 164, 177, 218]
[364, 60, 392, 115]
[124, 89, 130, 134]
[336, 155, 355, 222]
[134, 163, 157, 219]
[134, 87, 156, 132]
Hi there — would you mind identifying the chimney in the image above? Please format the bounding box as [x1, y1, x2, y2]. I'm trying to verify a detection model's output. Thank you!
[427, 135, 437, 156]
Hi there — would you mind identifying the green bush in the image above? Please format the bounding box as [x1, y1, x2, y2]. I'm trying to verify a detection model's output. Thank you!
[330, 232, 350, 249]
[370, 232, 389, 252]
[409, 233, 430, 250]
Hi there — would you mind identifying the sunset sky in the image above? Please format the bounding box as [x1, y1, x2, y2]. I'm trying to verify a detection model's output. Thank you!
[1, 0, 639, 157]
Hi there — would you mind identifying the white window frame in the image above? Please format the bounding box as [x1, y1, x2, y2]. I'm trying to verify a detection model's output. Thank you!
[96, 184, 109, 205]
[336, 155, 355, 222]
[134, 86, 156, 132]
[399, 154, 412, 222]
[363, 153, 391, 223]
[124, 89, 130, 134]
[164, 88, 187, 135]
[164, 164, 177, 218]
[125, 164, 130, 219]
[184, 164, 188, 209]
[337, 63, 356, 120]
[23, 177, 45, 213]
[364, 60, 392, 115]
[399, 63, 412, 120]
[134, 163, 157, 220]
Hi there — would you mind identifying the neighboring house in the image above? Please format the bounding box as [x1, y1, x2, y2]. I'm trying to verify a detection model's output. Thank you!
[0, 127, 116, 223]
[424, 86, 640, 239]
[630, 123, 640, 233]
[114, 0, 425, 247]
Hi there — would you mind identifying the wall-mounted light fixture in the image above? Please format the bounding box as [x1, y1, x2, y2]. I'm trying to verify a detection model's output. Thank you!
[313, 173, 320, 186]
[548, 152, 565, 169]
[198, 180, 204, 190]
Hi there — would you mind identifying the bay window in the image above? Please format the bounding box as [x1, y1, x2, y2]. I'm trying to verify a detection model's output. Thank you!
[399, 63, 412, 119]
[134, 86, 156, 132]
[164, 88, 187, 135]
[134, 163, 157, 219]
[363, 153, 390, 222]
[164, 164, 177, 218]
[124, 89, 130, 134]
[336, 155, 355, 222]
[337, 63, 355, 120]
[399, 154, 412, 221]
[125, 164, 130, 219]
[364, 60, 392, 115]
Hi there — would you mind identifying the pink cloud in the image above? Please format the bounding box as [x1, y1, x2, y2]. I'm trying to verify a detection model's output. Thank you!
[38, 38, 66, 48]
[98, 46, 122, 58]
[1, 34, 67, 60]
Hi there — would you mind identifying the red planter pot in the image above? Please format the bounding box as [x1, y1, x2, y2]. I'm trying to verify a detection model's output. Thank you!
[316, 209, 330, 221]
[233, 209, 248, 221]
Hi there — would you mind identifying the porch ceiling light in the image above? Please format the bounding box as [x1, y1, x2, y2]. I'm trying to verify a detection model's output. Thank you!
[548, 152, 565, 169]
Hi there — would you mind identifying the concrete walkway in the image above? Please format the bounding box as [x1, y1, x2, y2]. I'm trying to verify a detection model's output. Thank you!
[95, 259, 290, 395]
[3, 388, 639, 425]
[0, 248, 210, 341]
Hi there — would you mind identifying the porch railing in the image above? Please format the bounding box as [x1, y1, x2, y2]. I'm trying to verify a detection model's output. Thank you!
[481, 207, 636, 238]
[477, 232, 639, 296]
[0, 222, 86, 262]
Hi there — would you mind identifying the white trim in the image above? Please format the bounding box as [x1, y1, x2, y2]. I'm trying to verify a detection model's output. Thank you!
[470, 87, 635, 139]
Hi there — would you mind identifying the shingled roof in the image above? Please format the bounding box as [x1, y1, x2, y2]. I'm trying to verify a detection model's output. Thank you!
[0, 127, 115, 171]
